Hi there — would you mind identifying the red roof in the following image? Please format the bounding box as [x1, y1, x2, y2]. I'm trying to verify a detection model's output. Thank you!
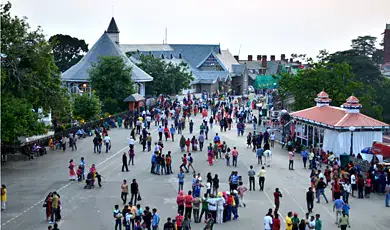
[346, 95, 359, 103]
[317, 91, 329, 98]
[290, 106, 389, 128]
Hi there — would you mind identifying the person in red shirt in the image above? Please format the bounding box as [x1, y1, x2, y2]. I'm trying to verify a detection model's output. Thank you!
[184, 191, 194, 220]
[175, 212, 184, 229]
[163, 126, 169, 141]
[332, 178, 341, 200]
[273, 188, 282, 211]
[272, 213, 281, 230]
[176, 190, 185, 214]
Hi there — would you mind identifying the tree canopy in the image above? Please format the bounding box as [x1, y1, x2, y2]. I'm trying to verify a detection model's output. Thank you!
[49, 34, 89, 73]
[72, 93, 101, 122]
[135, 54, 194, 96]
[277, 59, 362, 111]
[88, 56, 134, 111]
[1, 2, 68, 142]
[351, 35, 377, 57]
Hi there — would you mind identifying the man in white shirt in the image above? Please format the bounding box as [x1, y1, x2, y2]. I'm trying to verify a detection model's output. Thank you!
[128, 137, 135, 149]
[146, 116, 152, 129]
[104, 135, 111, 153]
[350, 174, 357, 197]
[308, 215, 316, 229]
[264, 214, 273, 230]
[309, 151, 315, 169]
[270, 132, 275, 147]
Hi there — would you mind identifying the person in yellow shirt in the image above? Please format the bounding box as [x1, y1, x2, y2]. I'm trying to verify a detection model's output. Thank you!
[1, 184, 6, 211]
[285, 211, 293, 230]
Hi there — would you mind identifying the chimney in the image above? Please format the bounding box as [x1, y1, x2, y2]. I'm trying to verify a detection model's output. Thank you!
[281, 54, 286, 61]
[248, 55, 253, 61]
[290, 58, 293, 63]
[271, 55, 275, 61]
[234, 55, 239, 61]
[257, 55, 262, 61]
[262, 55, 267, 68]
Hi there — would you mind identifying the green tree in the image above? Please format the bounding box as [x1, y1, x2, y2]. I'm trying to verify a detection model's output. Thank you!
[103, 97, 119, 114]
[88, 56, 134, 110]
[1, 2, 68, 142]
[135, 54, 194, 95]
[72, 93, 101, 121]
[49, 34, 89, 72]
[1, 94, 45, 143]
[277, 58, 362, 111]
[351, 35, 377, 57]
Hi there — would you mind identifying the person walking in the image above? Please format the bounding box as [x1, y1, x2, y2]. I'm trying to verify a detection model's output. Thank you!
[343, 180, 351, 203]
[122, 152, 129, 172]
[212, 174, 219, 196]
[237, 182, 247, 207]
[385, 184, 390, 207]
[198, 133, 205, 151]
[333, 197, 344, 224]
[288, 150, 294, 170]
[49, 192, 59, 224]
[257, 147, 264, 165]
[80, 157, 86, 180]
[232, 147, 239, 167]
[178, 170, 185, 194]
[306, 187, 315, 213]
[248, 165, 256, 191]
[121, 180, 129, 205]
[258, 166, 266, 191]
[316, 178, 328, 203]
[184, 191, 194, 219]
[338, 211, 350, 230]
[104, 134, 111, 153]
[273, 188, 282, 211]
[170, 124, 176, 142]
[130, 179, 139, 206]
[301, 148, 308, 169]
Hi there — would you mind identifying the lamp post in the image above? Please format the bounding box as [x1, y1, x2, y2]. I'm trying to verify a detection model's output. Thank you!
[349, 126, 355, 155]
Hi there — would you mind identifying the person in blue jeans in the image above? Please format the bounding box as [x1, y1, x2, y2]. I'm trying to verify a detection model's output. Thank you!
[385, 185, 390, 207]
[316, 178, 328, 203]
[113, 205, 122, 230]
[178, 170, 185, 193]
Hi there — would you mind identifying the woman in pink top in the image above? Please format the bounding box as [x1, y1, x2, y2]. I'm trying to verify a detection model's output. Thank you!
[237, 182, 248, 207]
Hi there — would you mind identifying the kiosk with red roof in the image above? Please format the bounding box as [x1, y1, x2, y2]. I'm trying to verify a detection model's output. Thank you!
[290, 91, 389, 157]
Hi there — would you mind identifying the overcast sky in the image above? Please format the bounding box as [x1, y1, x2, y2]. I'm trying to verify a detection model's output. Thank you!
[7, 0, 390, 60]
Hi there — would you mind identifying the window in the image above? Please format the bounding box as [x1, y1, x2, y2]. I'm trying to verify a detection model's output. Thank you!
[199, 54, 224, 71]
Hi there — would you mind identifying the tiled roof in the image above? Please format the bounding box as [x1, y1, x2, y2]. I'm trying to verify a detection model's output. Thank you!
[232, 64, 244, 75]
[265, 61, 279, 75]
[107, 17, 119, 33]
[238, 60, 262, 69]
[216, 50, 239, 72]
[291, 106, 389, 128]
[121, 44, 174, 52]
[123, 93, 144, 102]
[61, 33, 153, 82]
[317, 90, 329, 98]
[191, 71, 229, 84]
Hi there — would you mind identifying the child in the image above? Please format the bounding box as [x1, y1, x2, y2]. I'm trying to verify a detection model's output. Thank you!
[76, 166, 83, 182]
[95, 172, 103, 188]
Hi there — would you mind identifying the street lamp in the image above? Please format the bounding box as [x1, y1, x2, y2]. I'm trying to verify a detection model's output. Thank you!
[349, 126, 355, 155]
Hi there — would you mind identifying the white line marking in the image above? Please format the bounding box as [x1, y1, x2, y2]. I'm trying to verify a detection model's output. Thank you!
[283, 188, 306, 214]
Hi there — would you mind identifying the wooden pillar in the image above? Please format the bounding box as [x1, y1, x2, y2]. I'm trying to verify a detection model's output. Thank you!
[305, 124, 309, 147]
[312, 126, 315, 148]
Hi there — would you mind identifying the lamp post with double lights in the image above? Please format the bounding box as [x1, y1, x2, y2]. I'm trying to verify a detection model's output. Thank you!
[349, 126, 355, 155]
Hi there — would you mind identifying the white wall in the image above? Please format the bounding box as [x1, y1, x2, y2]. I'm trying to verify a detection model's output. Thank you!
[322, 129, 382, 156]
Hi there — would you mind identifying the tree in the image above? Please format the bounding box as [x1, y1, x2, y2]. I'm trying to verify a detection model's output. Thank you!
[103, 97, 119, 114]
[277, 57, 362, 111]
[88, 56, 134, 110]
[136, 54, 194, 95]
[1, 2, 68, 142]
[351, 35, 377, 57]
[72, 93, 101, 121]
[1, 94, 45, 143]
[49, 34, 89, 72]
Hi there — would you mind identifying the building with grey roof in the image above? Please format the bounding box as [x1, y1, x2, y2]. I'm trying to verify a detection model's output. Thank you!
[62, 17, 246, 95]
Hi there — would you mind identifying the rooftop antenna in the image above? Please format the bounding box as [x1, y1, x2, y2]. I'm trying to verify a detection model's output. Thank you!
[238, 44, 242, 56]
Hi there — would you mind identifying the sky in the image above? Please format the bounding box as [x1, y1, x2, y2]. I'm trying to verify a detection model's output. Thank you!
[7, 0, 390, 60]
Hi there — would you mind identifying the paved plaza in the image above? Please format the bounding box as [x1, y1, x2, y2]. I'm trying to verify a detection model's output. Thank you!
[1, 115, 389, 230]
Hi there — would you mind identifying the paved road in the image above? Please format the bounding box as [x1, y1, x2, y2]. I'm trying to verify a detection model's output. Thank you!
[1, 115, 389, 230]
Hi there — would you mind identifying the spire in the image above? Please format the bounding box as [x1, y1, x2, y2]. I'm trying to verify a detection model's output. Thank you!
[342, 94, 362, 113]
[107, 17, 119, 33]
[106, 17, 120, 44]
[314, 90, 331, 107]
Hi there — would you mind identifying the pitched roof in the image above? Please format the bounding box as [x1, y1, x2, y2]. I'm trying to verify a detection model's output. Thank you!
[290, 106, 389, 128]
[191, 71, 229, 84]
[107, 17, 119, 33]
[231, 64, 244, 75]
[61, 33, 153, 82]
[123, 93, 144, 102]
[216, 50, 239, 72]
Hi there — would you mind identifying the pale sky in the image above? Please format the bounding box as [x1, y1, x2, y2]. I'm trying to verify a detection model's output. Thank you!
[7, 0, 390, 60]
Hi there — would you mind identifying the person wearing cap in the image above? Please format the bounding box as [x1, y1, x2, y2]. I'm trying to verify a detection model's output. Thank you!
[291, 213, 300, 230]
